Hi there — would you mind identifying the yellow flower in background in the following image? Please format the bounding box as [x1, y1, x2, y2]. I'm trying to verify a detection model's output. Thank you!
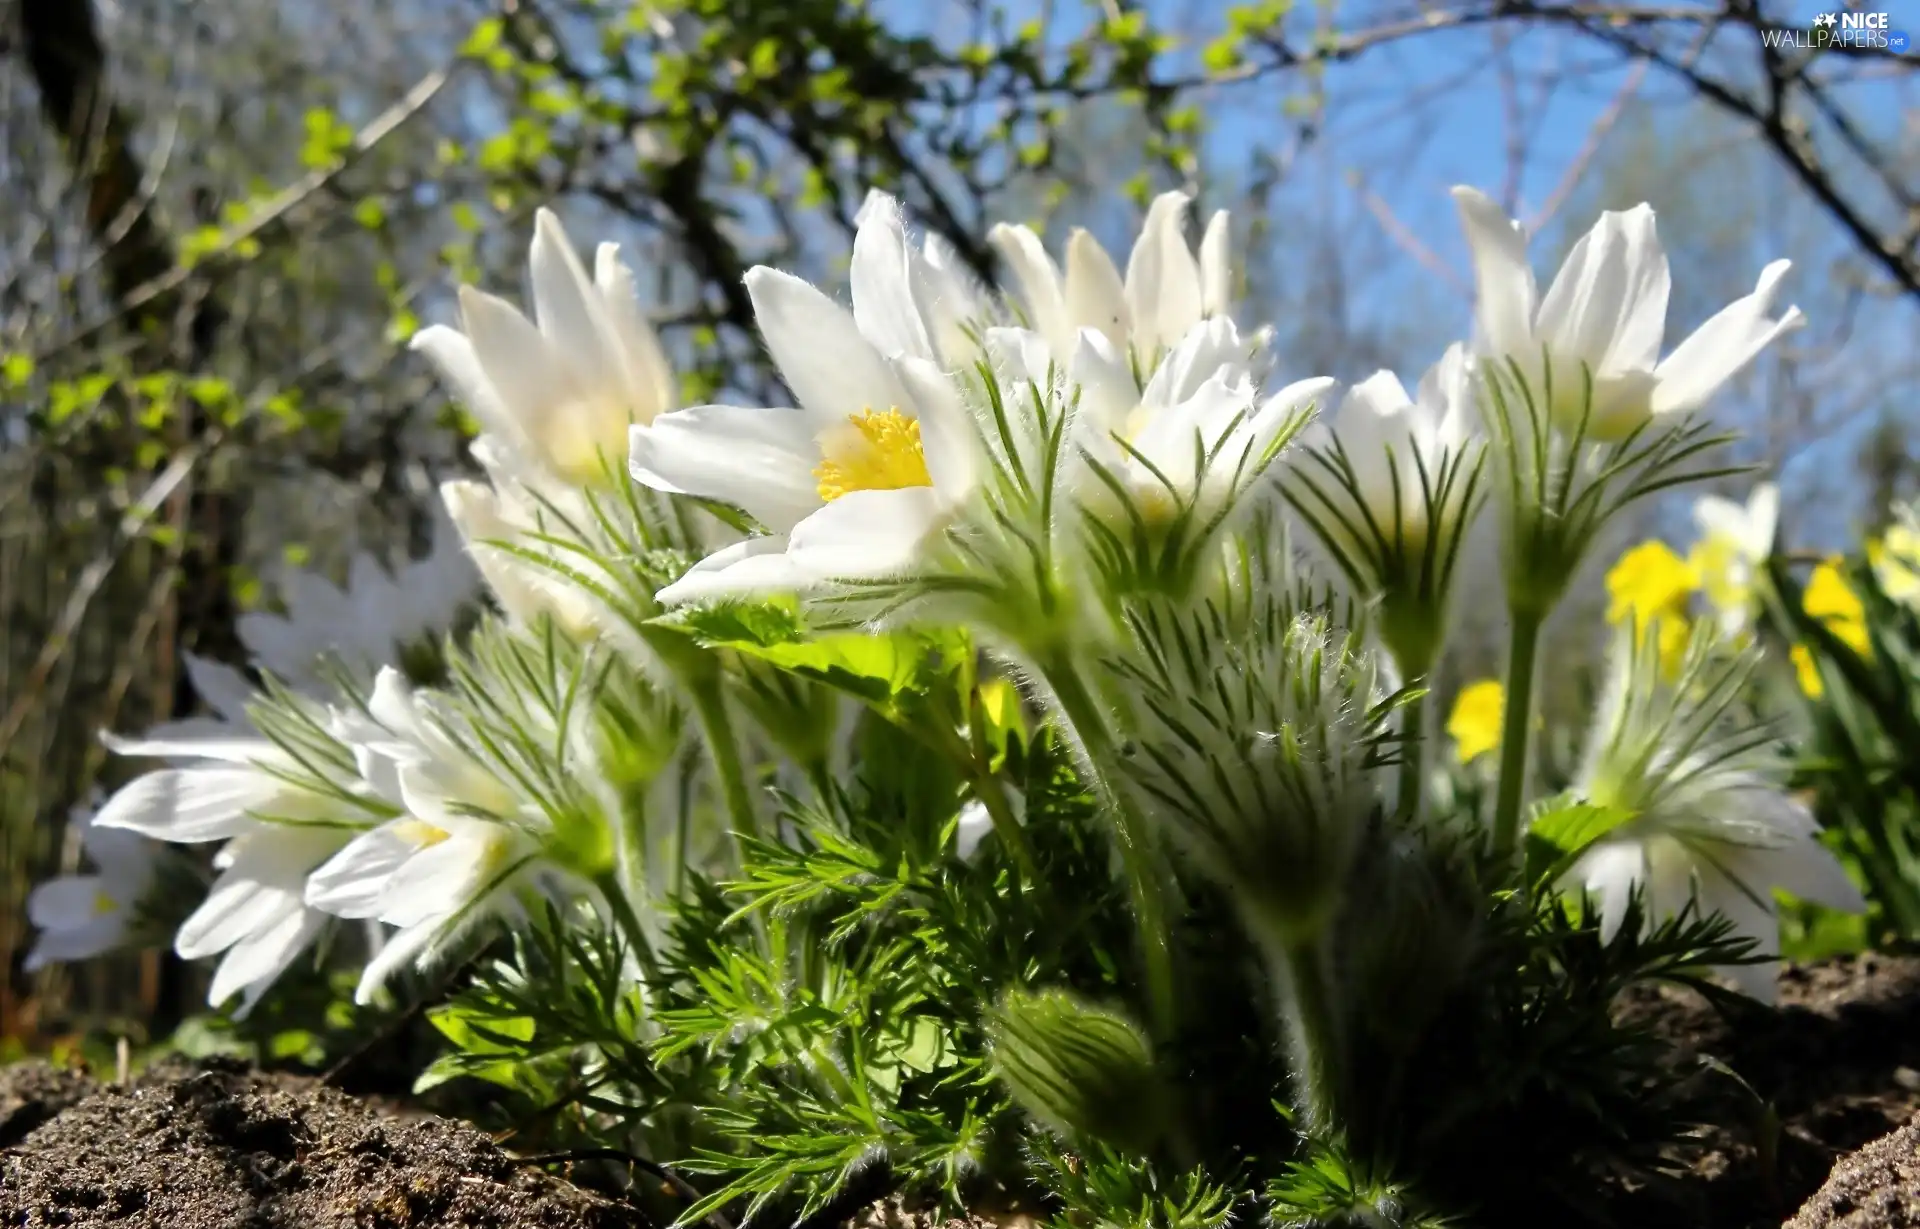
[1605, 541, 1696, 628]
[1792, 556, 1871, 699]
[1652, 615, 1692, 680]
[1869, 521, 1920, 609]
[1792, 644, 1824, 698]
[1805, 557, 1870, 655]
[1689, 484, 1777, 641]
[1605, 541, 1696, 678]
[1448, 680, 1505, 763]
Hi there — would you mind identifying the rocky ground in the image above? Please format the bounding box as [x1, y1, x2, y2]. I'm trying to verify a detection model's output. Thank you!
[6, 954, 1920, 1227]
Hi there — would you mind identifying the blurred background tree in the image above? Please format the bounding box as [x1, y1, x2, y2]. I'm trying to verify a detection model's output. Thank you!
[2, 0, 1914, 1045]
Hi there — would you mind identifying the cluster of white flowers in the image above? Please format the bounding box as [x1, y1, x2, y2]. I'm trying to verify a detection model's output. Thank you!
[27, 181, 1856, 1012]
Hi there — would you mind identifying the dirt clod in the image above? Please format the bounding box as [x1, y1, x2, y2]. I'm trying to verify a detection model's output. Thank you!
[1612, 954, 1920, 1228]
[0, 1055, 650, 1228]
[1786, 1115, 1920, 1228]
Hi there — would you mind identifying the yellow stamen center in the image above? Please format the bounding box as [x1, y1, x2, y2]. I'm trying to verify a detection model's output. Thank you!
[813, 408, 931, 502]
[93, 890, 117, 915]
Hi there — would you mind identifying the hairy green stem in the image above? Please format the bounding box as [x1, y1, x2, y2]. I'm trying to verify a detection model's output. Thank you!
[1041, 655, 1179, 1044]
[688, 675, 763, 859]
[1394, 687, 1431, 826]
[593, 869, 662, 986]
[1490, 607, 1544, 866]
[1277, 934, 1345, 1134]
[968, 758, 1040, 878]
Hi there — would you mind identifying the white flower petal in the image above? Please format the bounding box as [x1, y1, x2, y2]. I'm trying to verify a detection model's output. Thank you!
[984, 326, 1058, 388]
[457, 286, 579, 438]
[176, 871, 298, 961]
[746, 268, 912, 420]
[440, 480, 552, 627]
[594, 243, 678, 424]
[1694, 857, 1785, 1003]
[1063, 229, 1130, 350]
[213, 906, 328, 1014]
[306, 821, 421, 919]
[850, 195, 936, 361]
[656, 535, 811, 606]
[1535, 205, 1669, 373]
[378, 828, 511, 928]
[914, 233, 988, 366]
[354, 915, 444, 1005]
[410, 325, 518, 441]
[1742, 841, 1865, 915]
[955, 801, 993, 860]
[27, 876, 110, 930]
[892, 356, 977, 499]
[1068, 329, 1141, 443]
[1142, 316, 1251, 408]
[1124, 192, 1204, 361]
[1746, 484, 1780, 557]
[102, 730, 276, 765]
[92, 768, 283, 842]
[628, 406, 824, 530]
[1650, 260, 1803, 417]
[1565, 840, 1646, 945]
[1450, 187, 1540, 357]
[987, 223, 1069, 351]
[1198, 210, 1232, 317]
[25, 915, 128, 971]
[785, 487, 946, 580]
[182, 654, 257, 726]
[530, 209, 623, 398]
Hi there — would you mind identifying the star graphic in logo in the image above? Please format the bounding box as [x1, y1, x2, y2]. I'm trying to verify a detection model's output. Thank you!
[1813, 11, 1838, 26]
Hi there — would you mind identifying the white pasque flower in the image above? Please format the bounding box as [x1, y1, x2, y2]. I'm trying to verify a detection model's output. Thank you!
[441, 466, 601, 641]
[1451, 187, 1804, 442]
[1689, 482, 1779, 640]
[238, 511, 480, 694]
[413, 207, 677, 487]
[25, 794, 169, 971]
[629, 204, 978, 605]
[989, 191, 1232, 371]
[1559, 623, 1863, 1003]
[308, 668, 594, 1003]
[1282, 345, 1484, 668]
[1070, 316, 1329, 529]
[90, 707, 381, 1013]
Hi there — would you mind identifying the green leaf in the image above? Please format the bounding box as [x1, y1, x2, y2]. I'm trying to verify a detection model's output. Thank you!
[428, 1001, 536, 1053]
[897, 1015, 950, 1074]
[659, 601, 970, 716]
[1525, 796, 1635, 883]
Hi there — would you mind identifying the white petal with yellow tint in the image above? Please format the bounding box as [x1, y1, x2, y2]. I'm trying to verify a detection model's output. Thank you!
[629, 405, 823, 531]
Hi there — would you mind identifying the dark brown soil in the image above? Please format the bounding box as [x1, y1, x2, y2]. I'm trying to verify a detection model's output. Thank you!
[8, 955, 1920, 1229]
[1614, 953, 1920, 1229]
[1786, 1116, 1920, 1228]
[0, 1055, 651, 1228]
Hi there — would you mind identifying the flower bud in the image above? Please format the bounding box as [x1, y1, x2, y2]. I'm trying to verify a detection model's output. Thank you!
[1107, 611, 1389, 947]
[988, 988, 1167, 1153]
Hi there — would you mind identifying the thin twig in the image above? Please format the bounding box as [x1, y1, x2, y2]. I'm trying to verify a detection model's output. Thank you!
[37, 63, 458, 363]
